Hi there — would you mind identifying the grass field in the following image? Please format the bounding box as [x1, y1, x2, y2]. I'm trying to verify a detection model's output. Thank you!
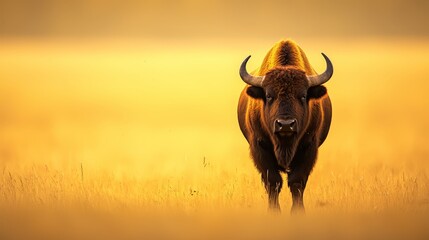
[1, 37, 429, 239]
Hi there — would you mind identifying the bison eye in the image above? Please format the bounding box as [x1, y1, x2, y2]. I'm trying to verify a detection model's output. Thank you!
[266, 94, 273, 103]
[300, 95, 307, 102]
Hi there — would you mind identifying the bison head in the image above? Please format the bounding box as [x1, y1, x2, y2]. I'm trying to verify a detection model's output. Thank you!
[239, 53, 333, 169]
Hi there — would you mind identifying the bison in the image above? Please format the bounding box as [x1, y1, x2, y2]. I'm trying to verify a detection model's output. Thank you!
[237, 40, 333, 213]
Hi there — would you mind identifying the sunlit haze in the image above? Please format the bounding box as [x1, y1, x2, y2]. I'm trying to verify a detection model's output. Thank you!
[1, 1, 429, 239]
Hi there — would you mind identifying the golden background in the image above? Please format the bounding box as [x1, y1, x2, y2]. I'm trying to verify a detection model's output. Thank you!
[1, 0, 429, 239]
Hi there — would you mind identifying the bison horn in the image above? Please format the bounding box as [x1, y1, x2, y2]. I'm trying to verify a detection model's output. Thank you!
[307, 53, 333, 87]
[239, 55, 265, 87]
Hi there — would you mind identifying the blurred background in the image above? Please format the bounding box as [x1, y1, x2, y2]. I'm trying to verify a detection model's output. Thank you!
[1, 0, 428, 38]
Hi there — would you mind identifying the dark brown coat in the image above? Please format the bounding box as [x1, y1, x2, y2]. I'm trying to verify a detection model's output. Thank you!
[237, 40, 332, 212]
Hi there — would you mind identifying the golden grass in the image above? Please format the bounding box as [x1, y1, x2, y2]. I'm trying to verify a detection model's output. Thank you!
[1, 37, 429, 239]
[1, 161, 428, 240]
[1, 156, 428, 212]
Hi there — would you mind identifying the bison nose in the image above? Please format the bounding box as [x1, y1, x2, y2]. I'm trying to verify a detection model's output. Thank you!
[274, 118, 297, 133]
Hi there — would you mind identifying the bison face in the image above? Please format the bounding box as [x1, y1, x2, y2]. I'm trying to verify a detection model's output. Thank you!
[261, 68, 311, 137]
[239, 54, 333, 168]
[246, 68, 327, 168]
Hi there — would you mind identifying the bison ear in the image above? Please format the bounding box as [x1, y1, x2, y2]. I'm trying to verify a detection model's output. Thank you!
[307, 85, 327, 100]
[246, 86, 265, 99]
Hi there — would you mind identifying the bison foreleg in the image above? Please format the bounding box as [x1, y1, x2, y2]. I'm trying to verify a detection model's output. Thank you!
[289, 182, 305, 214]
[261, 169, 282, 211]
[287, 143, 318, 214]
[250, 139, 283, 211]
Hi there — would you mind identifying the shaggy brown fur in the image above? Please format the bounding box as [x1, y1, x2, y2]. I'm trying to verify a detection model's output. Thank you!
[237, 40, 332, 213]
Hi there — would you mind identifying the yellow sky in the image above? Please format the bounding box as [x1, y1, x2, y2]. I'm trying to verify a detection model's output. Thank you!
[0, 0, 428, 38]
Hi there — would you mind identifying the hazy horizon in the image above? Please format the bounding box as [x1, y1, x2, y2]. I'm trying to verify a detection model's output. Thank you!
[1, 0, 428, 39]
